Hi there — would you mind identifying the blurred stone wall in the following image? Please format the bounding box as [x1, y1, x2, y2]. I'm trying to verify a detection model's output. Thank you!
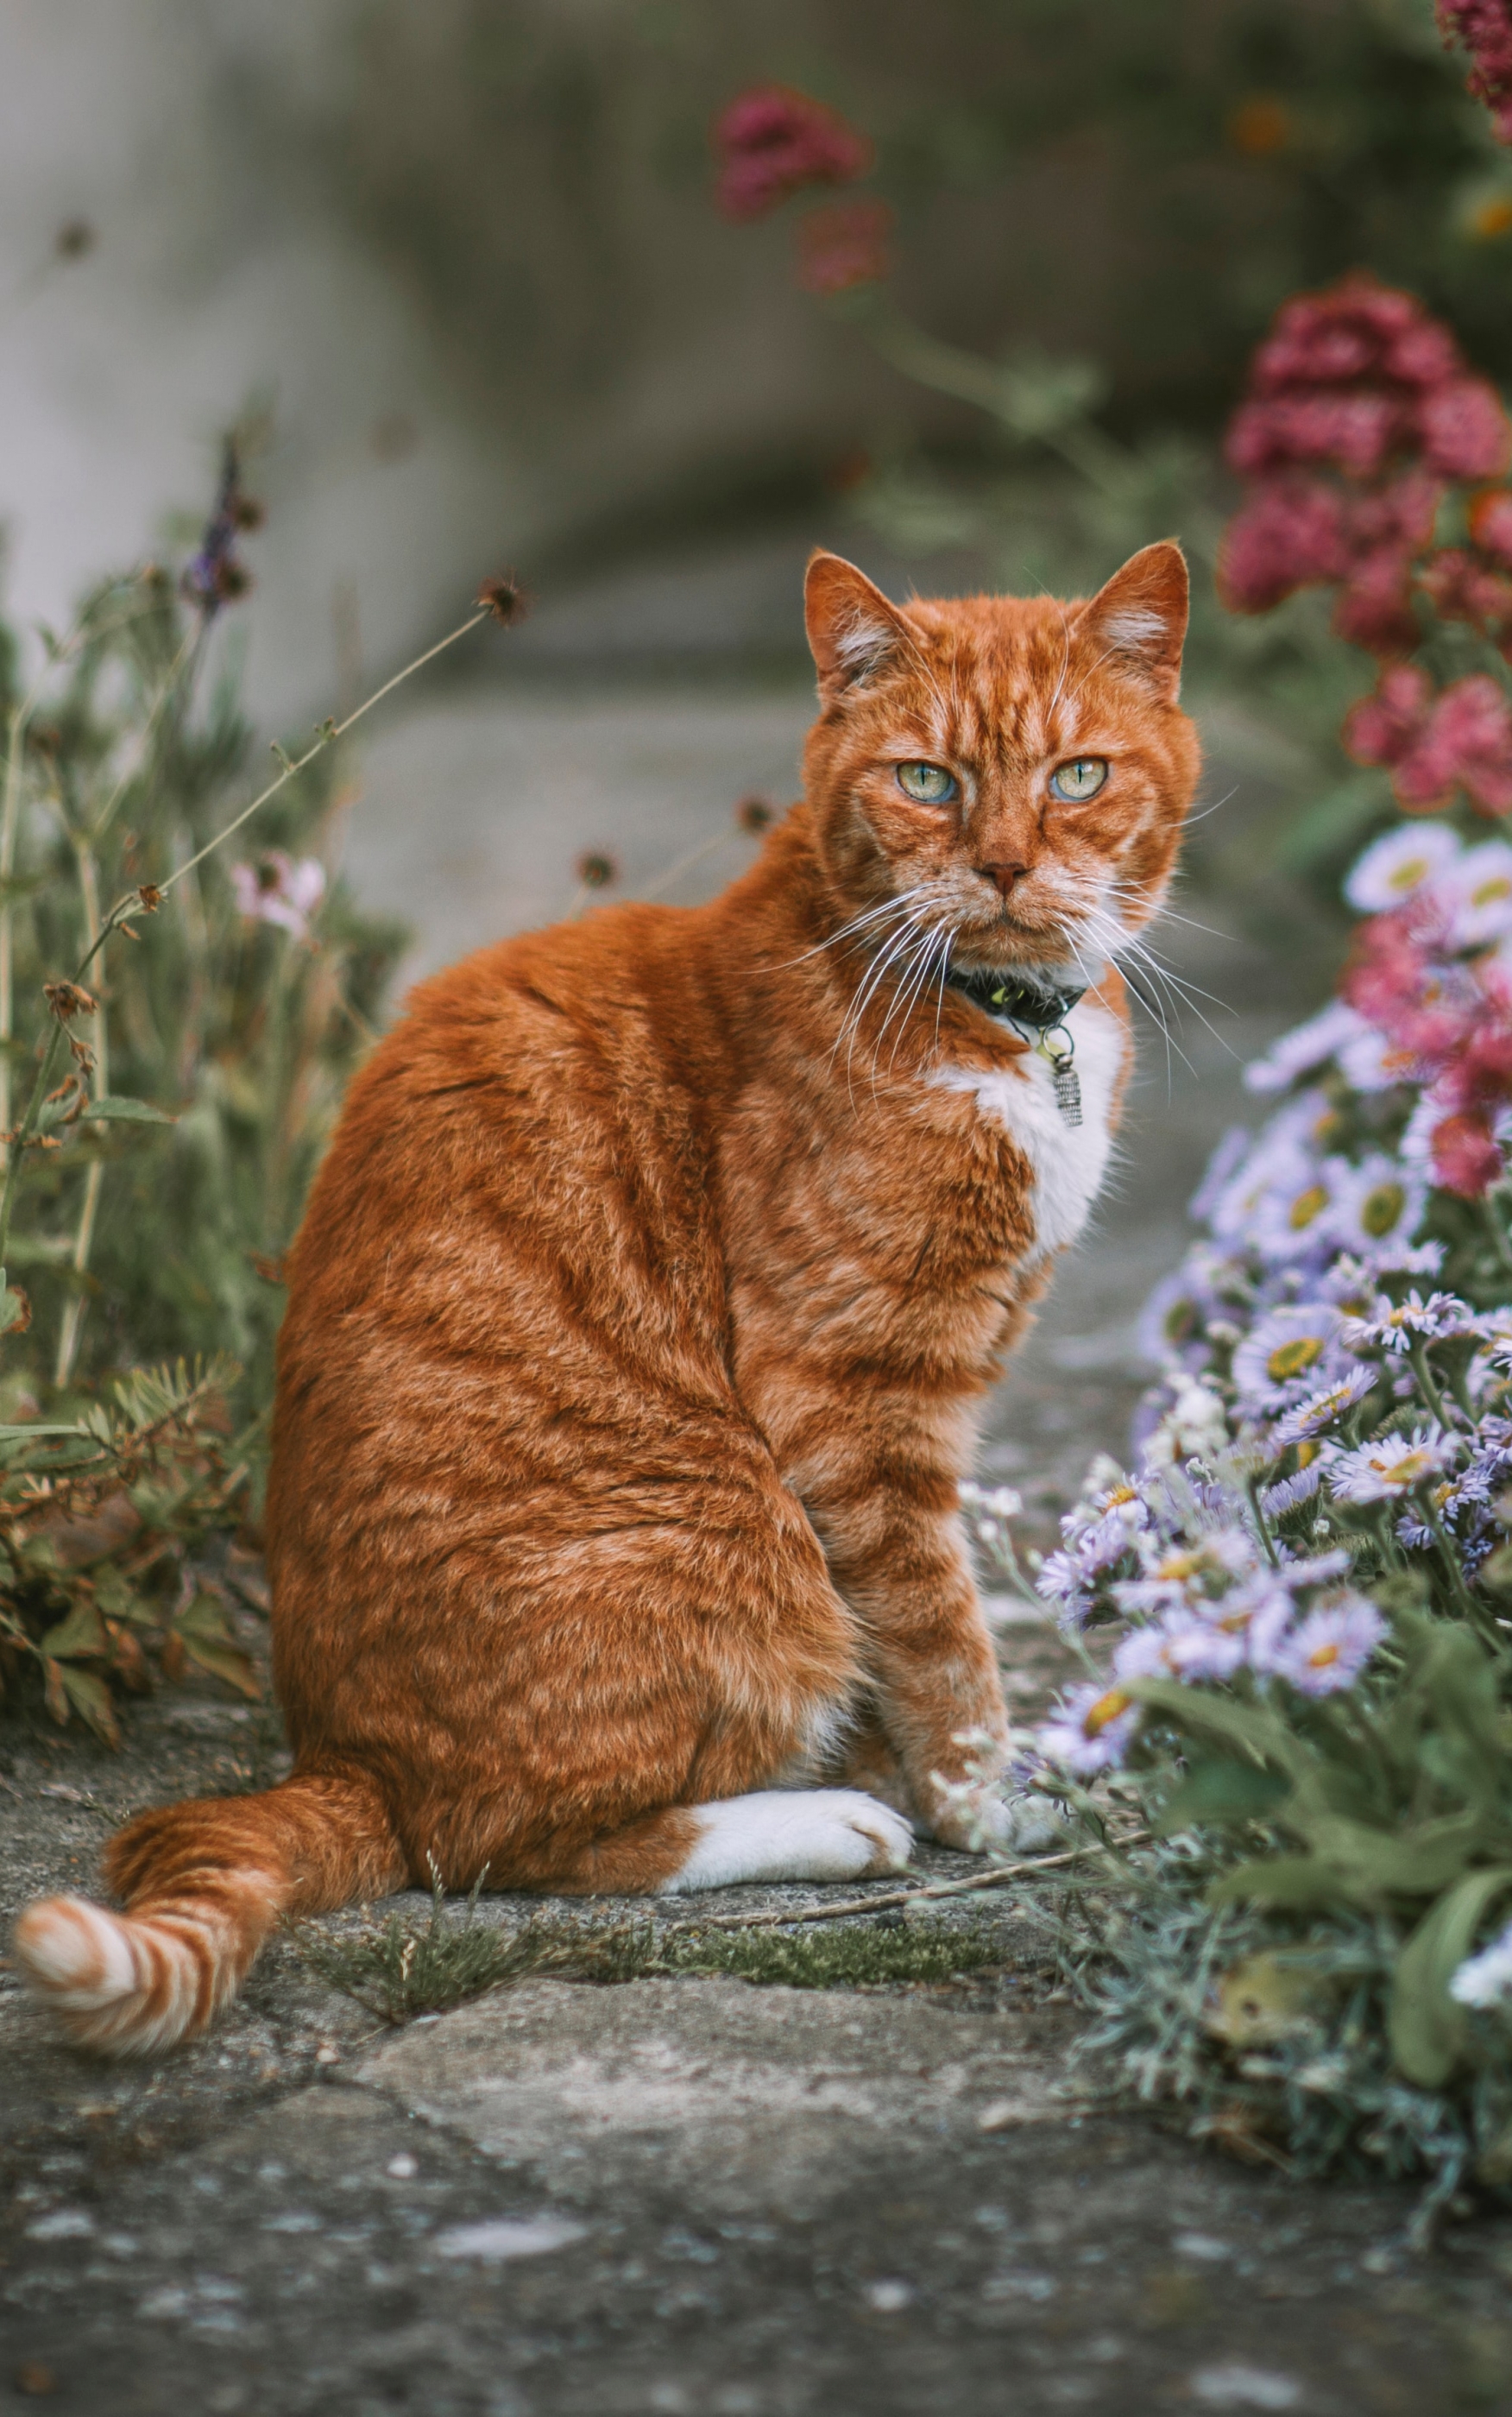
[0, 0, 1494, 723]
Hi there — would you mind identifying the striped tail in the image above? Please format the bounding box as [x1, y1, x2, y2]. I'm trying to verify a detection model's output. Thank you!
[13, 1766, 404, 2056]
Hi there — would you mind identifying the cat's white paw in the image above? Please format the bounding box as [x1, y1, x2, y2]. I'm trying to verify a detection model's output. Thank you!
[928, 1779, 1068, 1857]
[662, 1789, 915, 1892]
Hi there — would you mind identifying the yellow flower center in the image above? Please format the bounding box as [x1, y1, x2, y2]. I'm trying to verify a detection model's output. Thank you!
[1472, 876, 1512, 908]
[1375, 1448, 1434, 1486]
[1361, 1183, 1405, 1239]
[1306, 1642, 1341, 1670]
[1288, 1184, 1330, 1231]
[1297, 1440, 1320, 1467]
[1388, 858, 1433, 893]
[1267, 1336, 1324, 1381]
[1156, 1551, 1204, 1582]
[1083, 1688, 1132, 1738]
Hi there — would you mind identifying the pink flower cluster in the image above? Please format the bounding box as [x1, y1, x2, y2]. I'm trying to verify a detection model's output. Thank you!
[713, 87, 872, 222]
[1219, 275, 1511, 654]
[1438, 0, 1512, 144]
[1342, 902, 1512, 1195]
[1344, 664, 1512, 813]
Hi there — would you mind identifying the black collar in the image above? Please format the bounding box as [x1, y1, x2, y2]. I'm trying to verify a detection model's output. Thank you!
[947, 968, 1087, 1032]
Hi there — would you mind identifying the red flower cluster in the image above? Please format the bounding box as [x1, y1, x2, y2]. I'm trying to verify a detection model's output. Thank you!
[796, 199, 893, 294]
[1219, 274, 1511, 653]
[1418, 546, 1512, 650]
[1344, 665, 1512, 813]
[713, 87, 872, 222]
[1438, 0, 1512, 144]
[1343, 905, 1512, 1195]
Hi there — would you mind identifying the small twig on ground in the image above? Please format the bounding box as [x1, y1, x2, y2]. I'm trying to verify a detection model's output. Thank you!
[678, 1843, 1100, 1933]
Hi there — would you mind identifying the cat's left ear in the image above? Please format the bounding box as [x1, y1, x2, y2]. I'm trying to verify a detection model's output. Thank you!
[1079, 540, 1189, 703]
[804, 551, 917, 701]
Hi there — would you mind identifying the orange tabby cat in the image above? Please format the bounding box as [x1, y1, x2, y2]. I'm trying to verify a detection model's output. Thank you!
[15, 541, 1199, 2053]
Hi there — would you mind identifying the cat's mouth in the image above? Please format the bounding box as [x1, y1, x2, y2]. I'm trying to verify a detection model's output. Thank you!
[948, 899, 1102, 991]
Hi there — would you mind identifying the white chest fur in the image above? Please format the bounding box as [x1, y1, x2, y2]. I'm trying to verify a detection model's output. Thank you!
[930, 996, 1126, 1258]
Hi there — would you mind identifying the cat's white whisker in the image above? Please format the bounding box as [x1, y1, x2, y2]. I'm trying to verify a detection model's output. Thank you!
[833, 911, 931, 1088]
[772, 883, 935, 971]
[881, 919, 954, 1076]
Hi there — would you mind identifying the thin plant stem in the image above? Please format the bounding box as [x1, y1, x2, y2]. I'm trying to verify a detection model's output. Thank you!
[1246, 1474, 1281, 1568]
[0, 631, 79, 1170]
[89, 625, 199, 848]
[683, 1840, 1119, 1932]
[0, 599, 499, 1299]
[0, 701, 26, 1172]
[0, 1017, 68, 1284]
[1371, 1504, 1406, 1572]
[636, 830, 733, 904]
[54, 840, 106, 1386]
[1407, 1340, 1452, 1429]
[160, 605, 490, 903]
[1419, 1489, 1501, 1647]
[1484, 1191, 1512, 1282]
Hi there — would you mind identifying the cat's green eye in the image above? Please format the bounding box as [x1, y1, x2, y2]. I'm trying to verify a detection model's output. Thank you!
[895, 761, 958, 805]
[1049, 757, 1109, 804]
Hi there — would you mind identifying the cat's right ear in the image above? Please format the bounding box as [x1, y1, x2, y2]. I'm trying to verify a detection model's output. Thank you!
[804, 552, 914, 701]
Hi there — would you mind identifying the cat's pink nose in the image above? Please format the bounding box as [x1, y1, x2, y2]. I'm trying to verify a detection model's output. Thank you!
[979, 860, 1028, 899]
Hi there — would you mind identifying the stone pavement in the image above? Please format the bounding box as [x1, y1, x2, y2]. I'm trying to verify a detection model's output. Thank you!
[10, 670, 1510, 2414]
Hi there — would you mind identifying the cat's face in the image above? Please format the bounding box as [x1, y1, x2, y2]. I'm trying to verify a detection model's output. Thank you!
[800, 544, 1200, 988]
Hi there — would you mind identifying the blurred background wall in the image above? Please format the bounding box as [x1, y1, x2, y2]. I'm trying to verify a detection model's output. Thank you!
[4, 0, 1509, 723]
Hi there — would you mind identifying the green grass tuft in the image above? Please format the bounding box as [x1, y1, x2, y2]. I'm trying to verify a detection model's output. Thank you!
[296, 1878, 1009, 2025]
[665, 1919, 1005, 1991]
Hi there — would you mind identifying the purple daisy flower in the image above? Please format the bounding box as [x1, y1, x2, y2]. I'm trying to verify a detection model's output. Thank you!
[1273, 1595, 1386, 1695]
[1232, 1304, 1345, 1414]
[1341, 1290, 1479, 1356]
[1269, 1363, 1378, 1446]
[1258, 1463, 1323, 1518]
[1034, 1683, 1139, 1776]
[1325, 1425, 1456, 1503]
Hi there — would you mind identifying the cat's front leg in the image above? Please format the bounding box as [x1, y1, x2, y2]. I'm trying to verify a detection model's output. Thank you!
[809, 1491, 1022, 1854]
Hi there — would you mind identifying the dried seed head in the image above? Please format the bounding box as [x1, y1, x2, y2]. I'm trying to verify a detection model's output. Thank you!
[575, 850, 618, 891]
[137, 884, 163, 912]
[43, 981, 97, 1022]
[477, 572, 532, 625]
[735, 794, 773, 834]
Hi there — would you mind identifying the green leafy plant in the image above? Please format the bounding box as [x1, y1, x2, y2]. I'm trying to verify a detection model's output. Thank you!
[0, 445, 526, 1739]
[0, 1353, 256, 1739]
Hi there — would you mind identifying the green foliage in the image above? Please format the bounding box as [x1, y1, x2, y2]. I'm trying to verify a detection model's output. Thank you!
[1113, 1619, 1512, 2105]
[1054, 1854, 1512, 2235]
[0, 1354, 257, 1741]
[0, 444, 438, 1742]
[1015, 1612, 1512, 2216]
[0, 552, 407, 1408]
